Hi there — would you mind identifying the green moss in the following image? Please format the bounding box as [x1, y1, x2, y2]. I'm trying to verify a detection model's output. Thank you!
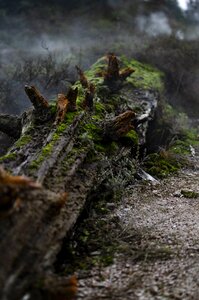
[29, 112, 78, 170]
[181, 190, 199, 198]
[42, 143, 54, 156]
[61, 145, 90, 174]
[75, 55, 164, 101]
[124, 129, 139, 145]
[0, 152, 16, 162]
[29, 55, 164, 173]
[65, 111, 78, 124]
[83, 122, 102, 143]
[170, 140, 191, 155]
[50, 103, 57, 115]
[144, 152, 183, 179]
[85, 57, 106, 86]
[62, 188, 118, 274]
[144, 120, 198, 178]
[73, 82, 85, 107]
[94, 102, 106, 116]
[15, 135, 32, 148]
[171, 128, 199, 155]
[121, 57, 164, 92]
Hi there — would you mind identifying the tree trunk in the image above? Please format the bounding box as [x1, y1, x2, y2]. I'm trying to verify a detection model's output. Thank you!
[0, 55, 161, 300]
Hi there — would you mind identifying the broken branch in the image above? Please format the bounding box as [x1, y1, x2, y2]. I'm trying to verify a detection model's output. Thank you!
[105, 53, 120, 81]
[25, 85, 49, 111]
[67, 87, 78, 112]
[82, 83, 95, 111]
[54, 94, 69, 125]
[76, 66, 89, 89]
[104, 110, 136, 140]
[104, 54, 135, 85]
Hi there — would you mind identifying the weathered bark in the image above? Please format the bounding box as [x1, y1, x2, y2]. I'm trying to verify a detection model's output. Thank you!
[76, 66, 95, 110]
[67, 87, 78, 112]
[0, 55, 160, 300]
[24, 85, 52, 124]
[104, 110, 136, 140]
[24, 85, 49, 111]
[54, 94, 69, 125]
[105, 53, 120, 81]
[82, 83, 95, 110]
[76, 66, 89, 89]
[104, 54, 135, 87]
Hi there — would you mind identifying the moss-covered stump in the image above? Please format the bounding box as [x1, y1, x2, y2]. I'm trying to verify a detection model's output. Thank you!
[0, 55, 163, 300]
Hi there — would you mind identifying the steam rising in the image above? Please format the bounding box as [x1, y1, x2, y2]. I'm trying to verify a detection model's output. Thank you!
[0, 0, 199, 117]
[177, 0, 189, 10]
[136, 12, 172, 37]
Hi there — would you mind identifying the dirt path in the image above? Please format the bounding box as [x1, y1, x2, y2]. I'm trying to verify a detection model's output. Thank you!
[77, 153, 199, 299]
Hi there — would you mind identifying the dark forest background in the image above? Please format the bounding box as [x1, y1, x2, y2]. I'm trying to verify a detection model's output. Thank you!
[0, 0, 199, 117]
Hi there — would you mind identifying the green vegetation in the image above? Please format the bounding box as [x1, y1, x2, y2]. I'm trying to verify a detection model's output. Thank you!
[143, 101, 199, 179]
[144, 151, 184, 179]
[144, 124, 198, 179]
[171, 128, 199, 155]
[50, 103, 57, 115]
[181, 190, 199, 199]
[15, 135, 32, 148]
[29, 112, 78, 170]
[62, 187, 119, 273]
[121, 56, 164, 92]
[0, 152, 16, 162]
[123, 129, 139, 145]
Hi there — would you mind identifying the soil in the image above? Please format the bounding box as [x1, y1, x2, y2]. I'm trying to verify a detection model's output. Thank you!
[70, 148, 199, 299]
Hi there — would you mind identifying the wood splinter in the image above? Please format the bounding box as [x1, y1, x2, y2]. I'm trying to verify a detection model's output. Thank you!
[104, 110, 136, 140]
[41, 274, 77, 300]
[54, 87, 78, 125]
[67, 87, 78, 112]
[0, 166, 41, 188]
[0, 166, 41, 217]
[25, 85, 49, 111]
[83, 83, 95, 111]
[105, 53, 120, 81]
[54, 94, 69, 125]
[76, 65, 89, 89]
[76, 66, 95, 110]
[104, 54, 135, 84]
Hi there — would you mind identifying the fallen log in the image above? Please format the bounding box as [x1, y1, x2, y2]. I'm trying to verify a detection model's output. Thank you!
[0, 55, 163, 299]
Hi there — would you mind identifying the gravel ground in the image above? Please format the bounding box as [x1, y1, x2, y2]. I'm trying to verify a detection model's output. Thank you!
[76, 152, 199, 299]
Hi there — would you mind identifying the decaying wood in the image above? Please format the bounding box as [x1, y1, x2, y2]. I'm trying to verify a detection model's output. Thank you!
[105, 53, 120, 81]
[0, 56, 159, 300]
[76, 66, 96, 110]
[67, 87, 78, 112]
[40, 275, 77, 300]
[25, 85, 49, 111]
[104, 54, 135, 85]
[119, 67, 135, 81]
[82, 83, 95, 110]
[0, 166, 41, 218]
[24, 85, 52, 124]
[55, 88, 79, 124]
[54, 94, 69, 125]
[104, 110, 136, 140]
[76, 65, 89, 89]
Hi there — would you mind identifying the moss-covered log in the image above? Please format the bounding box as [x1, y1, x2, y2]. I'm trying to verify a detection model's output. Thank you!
[0, 55, 163, 300]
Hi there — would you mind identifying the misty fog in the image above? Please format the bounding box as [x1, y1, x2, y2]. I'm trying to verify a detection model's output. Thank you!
[0, 0, 199, 117]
